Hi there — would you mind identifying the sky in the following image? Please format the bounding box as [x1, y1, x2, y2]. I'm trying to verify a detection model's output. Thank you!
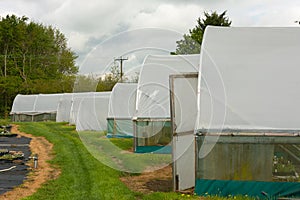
[0, 0, 300, 74]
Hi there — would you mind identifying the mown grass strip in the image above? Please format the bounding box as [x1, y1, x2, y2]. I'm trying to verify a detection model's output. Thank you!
[78, 131, 172, 173]
[19, 122, 136, 200]
[17, 122, 254, 200]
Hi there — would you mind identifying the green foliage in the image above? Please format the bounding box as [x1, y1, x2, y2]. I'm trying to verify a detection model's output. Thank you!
[0, 118, 10, 125]
[74, 74, 99, 92]
[273, 156, 296, 174]
[74, 65, 120, 93]
[97, 74, 119, 91]
[77, 62, 136, 93]
[0, 152, 23, 160]
[0, 14, 78, 117]
[190, 11, 231, 45]
[175, 34, 201, 55]
[175, 11, 231, 55]
[96, 64, 122, 92]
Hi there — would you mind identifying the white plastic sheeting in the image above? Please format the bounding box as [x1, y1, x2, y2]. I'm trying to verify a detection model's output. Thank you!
[196, 26, 300, 130]
[76, 94, 110, 131]
[56, 93, 73, 122]
[68, 92, 111, 125]
[107, 83, 137, 136]
[34, 94, 63, 113]
[108, 83, 137, 119]
[11, 93, 62, 115]
[134, 54, 199, 119]
[10, 94, 39, 115]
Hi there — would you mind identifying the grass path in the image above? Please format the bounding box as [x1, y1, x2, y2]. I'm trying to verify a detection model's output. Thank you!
[18, 122, 197, 200]
[19, 122, 137, 200]
[17, 122, 253, 200]
[78, 131, 172, 173]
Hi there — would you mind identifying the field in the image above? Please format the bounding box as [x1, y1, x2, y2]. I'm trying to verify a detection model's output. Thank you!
[3, 122, 253, 200]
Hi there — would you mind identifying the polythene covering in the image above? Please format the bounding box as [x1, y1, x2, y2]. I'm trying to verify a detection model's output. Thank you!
[34, 94, 63, 113]
[195, 26, 300, 198]
[76, 94, 110, 131]
[11, 93, 62, 114]
[11, 93, 63, 122]
[11, 94, 39, 115]
[107, 83, 137, 137]
[135, 54, 199, 119]
[196, 26, 300, 130]
[56, 93, 73, 122]
[69, 92, 111, 125]
[134, 54, 199, 153]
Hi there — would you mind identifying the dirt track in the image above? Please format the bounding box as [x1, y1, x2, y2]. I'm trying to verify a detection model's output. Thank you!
[0, 125, 60, 200]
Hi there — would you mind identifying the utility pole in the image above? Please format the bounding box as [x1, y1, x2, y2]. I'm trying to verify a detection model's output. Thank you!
[114, 56, 128, 82]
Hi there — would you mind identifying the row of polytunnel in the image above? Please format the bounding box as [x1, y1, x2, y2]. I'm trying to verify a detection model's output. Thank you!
[10, 26, 300, 198]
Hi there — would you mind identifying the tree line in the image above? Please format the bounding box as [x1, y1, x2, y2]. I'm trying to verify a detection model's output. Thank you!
[0, 15, 78, 117]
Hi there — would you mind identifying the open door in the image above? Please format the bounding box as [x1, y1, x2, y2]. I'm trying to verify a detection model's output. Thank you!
[169, 73, 198, 191]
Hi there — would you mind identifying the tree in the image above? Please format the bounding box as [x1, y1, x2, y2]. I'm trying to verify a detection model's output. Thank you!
[96, 64, 124, 92]
[0, 14, 78, 117]
[174, 11, 232, 55]
[73, 75, 98, 92]
[174, 34, 201, 55]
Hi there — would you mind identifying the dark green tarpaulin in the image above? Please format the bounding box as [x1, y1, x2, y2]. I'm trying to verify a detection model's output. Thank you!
[195, 179, 300, 199]
[135, 146, 171, 154]
[106, 133, 133, 139]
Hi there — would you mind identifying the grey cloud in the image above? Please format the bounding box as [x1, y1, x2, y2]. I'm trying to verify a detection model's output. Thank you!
[1, 0, 299, 68]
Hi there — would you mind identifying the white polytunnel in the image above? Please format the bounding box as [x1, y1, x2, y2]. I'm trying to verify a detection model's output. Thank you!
[34, 93, 63, 113]
[196, 26, 300, 130]
[11, 93, 62, 122]
[11, 94, 39, 115]
[69, 92, 111, 125]
[135, 54, 200, 119]
[107, 83, 137, 137]
[194, 26, 300, 198]
[76, 93, 111, 131]
[134, 54, 199, 153]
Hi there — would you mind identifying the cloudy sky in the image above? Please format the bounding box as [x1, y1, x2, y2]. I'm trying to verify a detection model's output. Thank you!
[1, 0, 300, 74]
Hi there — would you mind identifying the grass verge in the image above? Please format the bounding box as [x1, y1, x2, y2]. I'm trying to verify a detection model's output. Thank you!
[19, 122, 136, 200]
[78, 131, 172, 173]
[16, 122, 253, 200]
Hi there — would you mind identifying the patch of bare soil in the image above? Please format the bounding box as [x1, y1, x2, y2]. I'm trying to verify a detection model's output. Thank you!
[0, 125, 60, 200]
[120, 165, 173, 194]
[120, 165, 198, 196]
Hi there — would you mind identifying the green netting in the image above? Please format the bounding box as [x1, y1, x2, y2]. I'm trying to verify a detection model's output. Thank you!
[33, 113, 56, 121]
[107, 119, 134, 138]
[11, 113, 56, 122]
[107, 119, 114, 134]
[195, 135, 300, 198]
[135, 145, 171, 154]
[134, 120, 172, 153]
[11, 114, 33, 122]
[195, 179, 300, 198]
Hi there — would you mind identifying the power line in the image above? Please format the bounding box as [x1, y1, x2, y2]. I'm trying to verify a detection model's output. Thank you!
[114, 56, 128, 82]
